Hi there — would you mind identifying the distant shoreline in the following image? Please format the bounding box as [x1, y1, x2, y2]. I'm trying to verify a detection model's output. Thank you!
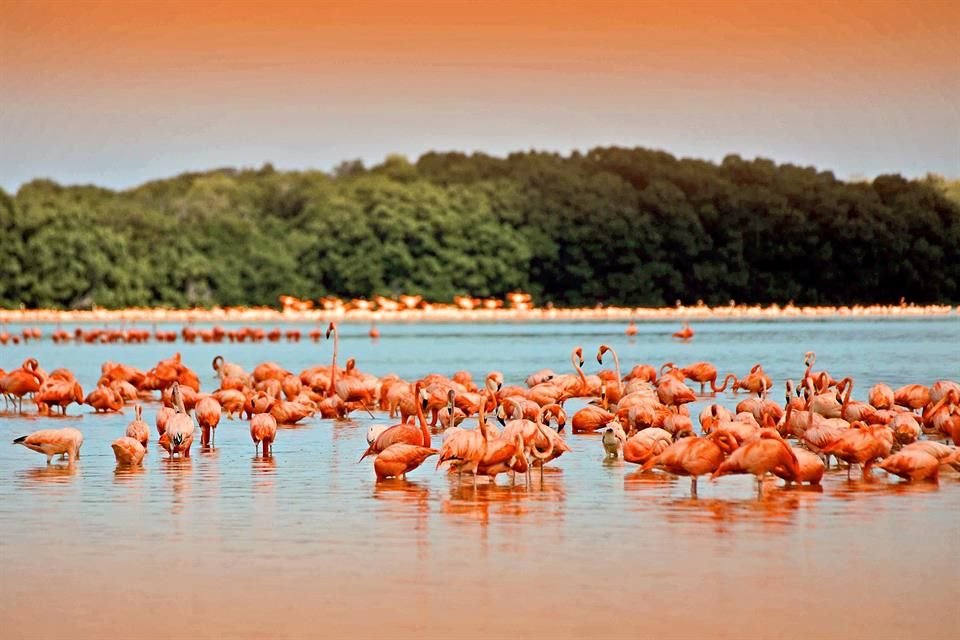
[0, 304, 955, 325]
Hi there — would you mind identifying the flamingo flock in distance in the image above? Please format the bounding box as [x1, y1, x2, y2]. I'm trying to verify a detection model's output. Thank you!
[4, 322, 960, 500]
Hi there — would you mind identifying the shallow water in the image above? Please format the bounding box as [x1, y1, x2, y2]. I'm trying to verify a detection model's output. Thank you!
[1, 319, 958, 639]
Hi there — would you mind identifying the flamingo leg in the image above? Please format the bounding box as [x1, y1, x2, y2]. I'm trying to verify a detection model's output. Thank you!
[690, 476, 698, 497]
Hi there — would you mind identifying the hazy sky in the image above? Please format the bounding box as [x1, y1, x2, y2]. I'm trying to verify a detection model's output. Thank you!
[2, 0, 958, 192]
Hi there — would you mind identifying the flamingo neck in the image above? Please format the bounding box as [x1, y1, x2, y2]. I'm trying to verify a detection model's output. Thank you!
[327, 329, 338, 398]
[414, 387, 429, 446]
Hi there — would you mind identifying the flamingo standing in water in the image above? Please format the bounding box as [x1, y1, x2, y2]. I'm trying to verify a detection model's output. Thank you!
[165, 382, 196, 458]
[1, 358, 44, 413]
[878, 449, 947, 482]
[641, 434, 724, 496]
[625, 320, 638, 337]
[13, 427, 83, 464]
[597, 344, 624, 403]
[672, 322, 694, 340]
[711, 430, 800, 495]
[661, 361, 736, 395]
[111, 437, 146, 466]
[656, 375, 697, 411]
[360, 382, 431, 460]
[125, 405, 150, 450]
[436, 390, 493, 483]
[820, 421, 893, 478]
[373, 443, 437, 480]
[623, 428, 673, 466]
[250, 412, 278, 456]
[196, 396, 222, 446]
[317, 322, 347, 418]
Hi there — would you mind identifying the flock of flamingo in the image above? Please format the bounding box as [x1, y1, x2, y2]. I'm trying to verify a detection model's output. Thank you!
[3, 322, 959, 495]
[0, 324, 350, 345]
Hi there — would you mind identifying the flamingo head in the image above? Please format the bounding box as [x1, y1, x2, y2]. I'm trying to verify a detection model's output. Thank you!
[597, 344, 610, 365]
[419, 387, 430, 411]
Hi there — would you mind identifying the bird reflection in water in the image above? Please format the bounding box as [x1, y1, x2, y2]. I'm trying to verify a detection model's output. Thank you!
[17, 462, 78, 488]
[624, 468, 675, 487]
[113, 464, 146, 483]
[373, 480, 431, 559]
[441, 476, 567, 524]
[251, 455, 278, 491]
[832, 475, 941, 503]
[664, 485, 819, 534]
[161, 456, 193, 515]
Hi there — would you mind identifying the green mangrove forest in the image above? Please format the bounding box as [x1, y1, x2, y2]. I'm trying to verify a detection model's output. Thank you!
[1, 147, 958, 309]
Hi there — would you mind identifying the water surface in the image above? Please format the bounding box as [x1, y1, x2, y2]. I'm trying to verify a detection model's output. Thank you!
[1, 319, 958, 638]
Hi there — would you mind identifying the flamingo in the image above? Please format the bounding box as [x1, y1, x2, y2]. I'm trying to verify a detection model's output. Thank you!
[625, 320, 638, 337]
[894, 384, 931, 412]
[597, 344, 624, 402]
[572, 402, 616, 433]
[711, 430, 800, 495]
[499, 402, 561, 484]
[212, 388, 246, 418]
[35, 378, 84, 416]
[930, 380, 960, 404]
[661, 361, 735, 395]
[820, 421, 893, 478]
[13, 427, 83, 464]
[528, 404, 569, 473]
[1, 358, 44, 413]
[641, 434, 725, 496]
[889, 413, 921, 445]
[111, 437, 146, 466]
[125, 405, 150, 450]
[868, 383, 895, 410]
[838, 378, 880, 424]
[699, 404, 734, 434]
[359, 382, 431, 460]
[878, 449, 944, 482]
[549, 347, 594, 397]
[525, 369, 557, 387]
[212, 355, 248, 383]
[774, 447, 825, 485]
[623, 427, 673, 466]
[250, 412, 278, 456]
[165, 382, 196, 458]
[672, 322, 694, 340]
[903, 441, 960, 470]
[85, 385, 124, 413]
[373, 443, 437, 480]
[735, 364, 773, 397]
[436, 390, 492, 483]
[805, 377, 843, 418]
[656, 375, 696, 411]
[196, 396, 222, 446]
[922, 389, 959, 436]
[624, 364, 658, 383]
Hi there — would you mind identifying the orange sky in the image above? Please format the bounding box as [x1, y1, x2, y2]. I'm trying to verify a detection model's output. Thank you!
[2, 0, 958, 189]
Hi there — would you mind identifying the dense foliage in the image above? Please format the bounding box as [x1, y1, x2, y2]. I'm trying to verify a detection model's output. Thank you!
[2, 148, 959, 308]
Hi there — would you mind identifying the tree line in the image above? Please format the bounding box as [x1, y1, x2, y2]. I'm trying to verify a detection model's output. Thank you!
[1, 147, 958, 309]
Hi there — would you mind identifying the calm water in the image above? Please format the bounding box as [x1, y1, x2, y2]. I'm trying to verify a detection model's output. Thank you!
[1, 319, 958, 639]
